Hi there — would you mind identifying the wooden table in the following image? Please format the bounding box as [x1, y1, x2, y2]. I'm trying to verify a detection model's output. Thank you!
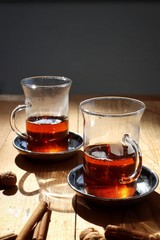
[0, 95, 160, 239]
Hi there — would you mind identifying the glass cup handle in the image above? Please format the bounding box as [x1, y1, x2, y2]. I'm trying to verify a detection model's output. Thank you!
[10, 104, 28, 139]
[120, 134, 142, 184]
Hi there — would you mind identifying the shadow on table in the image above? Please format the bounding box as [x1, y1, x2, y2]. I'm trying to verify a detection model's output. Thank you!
[72, 191, 160, 233]
[15, 150, 83, 192]
[15, 151, 83, 212]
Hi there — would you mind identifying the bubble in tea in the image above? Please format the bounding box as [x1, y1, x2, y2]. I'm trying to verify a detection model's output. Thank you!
[26, 115, 69, 152]
[83, 144, 137, 198]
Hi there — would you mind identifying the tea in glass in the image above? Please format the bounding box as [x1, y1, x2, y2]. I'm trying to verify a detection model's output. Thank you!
[26, 115, 69, 152]
[83, 143, 139, 198]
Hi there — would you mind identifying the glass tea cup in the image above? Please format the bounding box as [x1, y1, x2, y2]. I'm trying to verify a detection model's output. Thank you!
[80, 96, 146, 199]
[10, 76, 72, 153]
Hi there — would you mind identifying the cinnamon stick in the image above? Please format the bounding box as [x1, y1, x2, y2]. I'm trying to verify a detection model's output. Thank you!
[32, 221, 41, 240]
[16, 201, 48, 240]
[105, 225, 158, 240]
[0, 233, 17, 240]
[37, 209, 52, 240]
[32, 209, 51, 240]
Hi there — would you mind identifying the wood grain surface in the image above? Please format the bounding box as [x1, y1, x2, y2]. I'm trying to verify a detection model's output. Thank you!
[0, 95, 160, 239]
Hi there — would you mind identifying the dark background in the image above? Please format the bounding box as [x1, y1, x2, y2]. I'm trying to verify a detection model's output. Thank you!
[0, 1, 160, 96]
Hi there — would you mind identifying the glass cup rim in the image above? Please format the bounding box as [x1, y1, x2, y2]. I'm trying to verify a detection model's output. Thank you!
[21, 76, 72, 88]
[80, 96, 146, 117]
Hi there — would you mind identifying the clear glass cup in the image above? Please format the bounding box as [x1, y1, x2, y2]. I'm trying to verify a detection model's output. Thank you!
[10, 76, 72, 153]
[80, 96, 146, 199]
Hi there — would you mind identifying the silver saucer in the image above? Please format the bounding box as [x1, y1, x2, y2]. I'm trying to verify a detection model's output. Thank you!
[13, 132, 83, 161]
[67, 164, 159, 204]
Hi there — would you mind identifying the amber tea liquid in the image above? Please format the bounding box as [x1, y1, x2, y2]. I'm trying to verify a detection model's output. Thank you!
[26, 115, 68, 152]
[83, 144, 137, 198]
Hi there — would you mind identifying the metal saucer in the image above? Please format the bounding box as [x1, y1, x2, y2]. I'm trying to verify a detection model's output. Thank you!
[13, 132, 83, 161]
[67, 164, 159, 205]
